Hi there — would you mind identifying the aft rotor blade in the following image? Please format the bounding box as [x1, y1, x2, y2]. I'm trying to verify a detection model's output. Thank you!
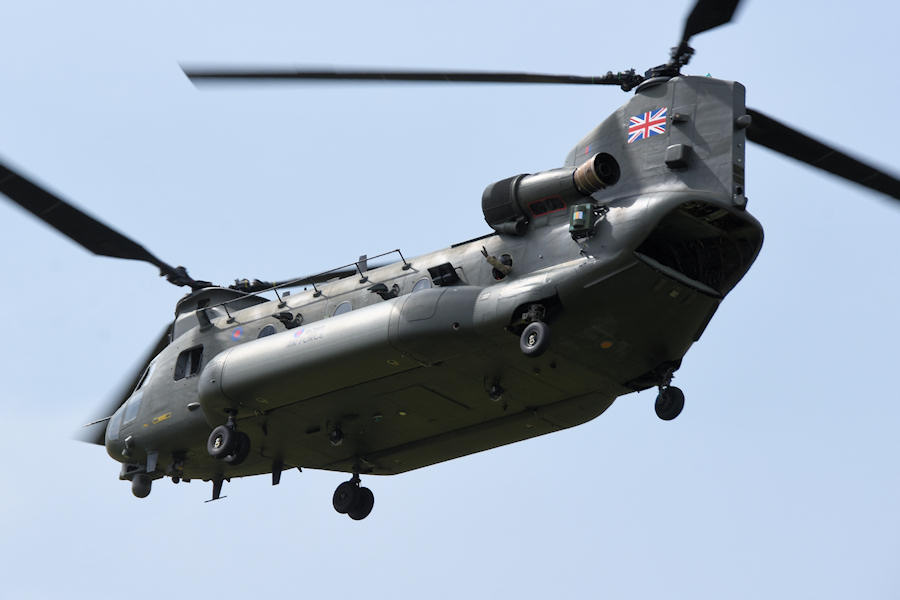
[746, 108, 900, 201]
[183, 66, 645, 90]
[681, 0, 742, 43]
[0, 160, 210, 288]
[75, 325, 171, 445]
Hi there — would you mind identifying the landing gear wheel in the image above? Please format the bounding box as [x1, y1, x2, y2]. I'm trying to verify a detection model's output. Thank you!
[348, 487, 375, 521]
[132, 474, 152, 498]
[223, 432, 251, 466]
[520, 321, 550, 357]
[655, 386, 685, 421]
[333, 481, 360, 514]
[207, 425, 236, 459]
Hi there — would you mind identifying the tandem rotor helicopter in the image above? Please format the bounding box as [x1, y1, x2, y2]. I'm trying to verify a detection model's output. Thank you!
[3, 0, 899, 521]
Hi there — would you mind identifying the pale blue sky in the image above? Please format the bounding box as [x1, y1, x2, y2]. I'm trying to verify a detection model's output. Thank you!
[1, 1, 898, 598]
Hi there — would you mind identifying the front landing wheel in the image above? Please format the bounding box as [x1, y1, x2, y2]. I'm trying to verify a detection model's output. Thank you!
[207, 425, 236, 458]
[333, 481, 360, 514]
[655, 386, 685, 421]
[132, 474, 152, 498]
[223, 432, 251, 466]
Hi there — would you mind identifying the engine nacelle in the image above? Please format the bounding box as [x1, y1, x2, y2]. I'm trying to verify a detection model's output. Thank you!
[481, 152, 620, 235]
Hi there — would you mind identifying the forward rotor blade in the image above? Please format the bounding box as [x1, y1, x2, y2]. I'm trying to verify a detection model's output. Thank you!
[746, 108, 900, 201]
[75, 324, 171, 445]
[0, 160, 211, 288]
[183, 66, 644, 90]
[681, 0, 742, 43]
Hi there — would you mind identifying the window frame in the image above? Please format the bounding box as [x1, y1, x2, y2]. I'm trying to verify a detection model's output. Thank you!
[122, 391, 143, 424]
[412, 277, 432, 293]
[174, 346, 204, 381]
[135, 360, 156, 391]
[257, 324, 277, 338]
[106, 408, 123, 440]
[332, 301, 352, 317]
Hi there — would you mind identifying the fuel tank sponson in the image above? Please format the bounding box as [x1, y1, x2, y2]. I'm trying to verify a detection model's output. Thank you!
[198, 286, 494, 424]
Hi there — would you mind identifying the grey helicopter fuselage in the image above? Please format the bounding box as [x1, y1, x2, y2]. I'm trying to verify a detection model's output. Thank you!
[103, 75, 763, 486]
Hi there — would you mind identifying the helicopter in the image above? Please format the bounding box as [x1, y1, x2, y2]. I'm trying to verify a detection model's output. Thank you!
[2, 0, 898, 523]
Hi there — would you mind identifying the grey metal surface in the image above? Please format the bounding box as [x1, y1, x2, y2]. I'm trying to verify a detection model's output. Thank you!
[88, 77, 765, 482]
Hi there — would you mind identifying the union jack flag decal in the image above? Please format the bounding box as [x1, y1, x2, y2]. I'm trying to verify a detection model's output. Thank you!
[627, 107, 667, 143]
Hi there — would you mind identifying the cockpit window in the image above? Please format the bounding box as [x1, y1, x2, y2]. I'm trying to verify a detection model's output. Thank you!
[135, 360, 156, 391]
[123, 391, 143, 424]
[106, 409, 123, 441]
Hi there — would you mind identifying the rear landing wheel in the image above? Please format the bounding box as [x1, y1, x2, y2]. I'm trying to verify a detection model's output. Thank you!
[333, 481, 360, 514]
[348, 487, 375, 521]
[655, 386, 685, 421]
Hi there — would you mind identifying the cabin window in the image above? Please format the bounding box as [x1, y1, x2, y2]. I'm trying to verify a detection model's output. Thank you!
[258, 324, 276, 338]
[123, 391, 143, 424]
[332, 301, 352, 317]
[174, 346, 204, 381]
[412, 278, 432, 293]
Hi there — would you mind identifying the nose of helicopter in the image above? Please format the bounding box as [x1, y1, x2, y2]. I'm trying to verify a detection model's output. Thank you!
[103, 405, 128, 462]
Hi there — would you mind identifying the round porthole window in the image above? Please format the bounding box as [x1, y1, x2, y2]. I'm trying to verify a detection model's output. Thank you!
[258, 324, 276, 338]
[333, 301, 352, 316]
[412, 278, 432, 293]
